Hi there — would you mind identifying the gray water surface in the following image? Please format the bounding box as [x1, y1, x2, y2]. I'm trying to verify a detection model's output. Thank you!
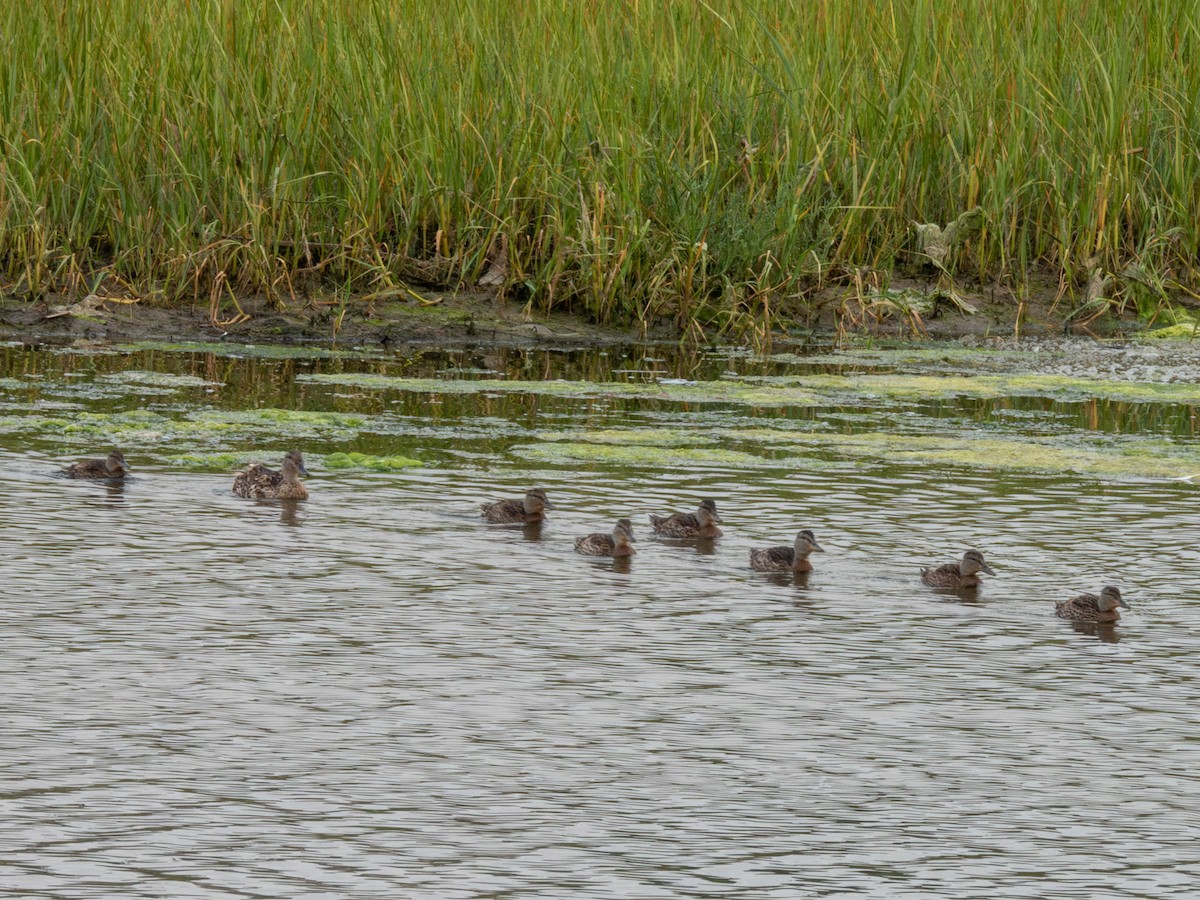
[1, 341, 1198, 898]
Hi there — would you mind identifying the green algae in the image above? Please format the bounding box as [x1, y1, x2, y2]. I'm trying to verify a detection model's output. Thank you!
[299, 373, 823, 408]
[164, 452, 250, 469]
[99, 370, 219, 388]
[514, 441, 780, 469]
[752, 372, 1200, 405]
[322, 452, 424, 470]
[301, 369, 1200, 409]
[0, 406, 375, 446]
[732, 428, 1200, 480]
[193, 408, 369, 429]
[533, 428, 717, 447]
[1137, 323, 1200, 341]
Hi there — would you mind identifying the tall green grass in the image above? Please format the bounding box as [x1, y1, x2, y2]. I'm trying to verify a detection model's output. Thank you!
[2, 0, 1198, 328]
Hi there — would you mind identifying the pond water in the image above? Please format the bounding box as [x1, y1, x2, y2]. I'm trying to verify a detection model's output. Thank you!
[1, 337, 1198, 898]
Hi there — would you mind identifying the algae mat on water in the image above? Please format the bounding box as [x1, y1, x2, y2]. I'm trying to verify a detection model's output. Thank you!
[301, 371, 1200, 407]
[298, 374, 825, 408]
[520, 426, 1200, 481]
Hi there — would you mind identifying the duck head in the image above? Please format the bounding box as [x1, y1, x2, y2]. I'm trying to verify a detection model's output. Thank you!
[282, 449, 309, 478]
[793, 529, 824, 558]
[612, 517, 635, 549]
[524, 488, 552, 515]
[1098, 585, 1131, 611]
[106, 450, 130, 476]
[959, 549, 995, 577]
[697, 499, 722, 526]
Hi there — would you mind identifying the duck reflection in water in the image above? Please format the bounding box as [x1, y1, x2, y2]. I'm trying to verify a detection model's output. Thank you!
[277, 500, 304, 527]
[765, 570, 810, 590]
[1071, 621, 1122, 644]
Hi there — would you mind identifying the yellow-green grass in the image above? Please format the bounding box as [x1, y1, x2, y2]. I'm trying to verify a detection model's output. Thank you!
[2, 0, 1198, 327]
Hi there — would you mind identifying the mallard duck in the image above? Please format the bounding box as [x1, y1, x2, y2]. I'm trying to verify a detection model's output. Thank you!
[575, 518, 636, 557]
[750, 529, 823, 573]
[649, 499, 723, 539]
[232, 449, 309, 500]
[1055, 586, 1130, 623]
[480, 488, 551, 524]
[63, 450, 129, 480]
[920, 549, 995, 589]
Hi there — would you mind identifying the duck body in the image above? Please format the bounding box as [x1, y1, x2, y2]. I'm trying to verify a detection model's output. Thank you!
[63, 450, 129, 480]
[750, 529, 823, 573]
[481, 488, 551, 524]
[649, 499, 722, 539]
[575, 519, 635, 557]
[920, 550, 995, 589]
[1055, 586, 1129, 623]
[233, 450, 309, 500]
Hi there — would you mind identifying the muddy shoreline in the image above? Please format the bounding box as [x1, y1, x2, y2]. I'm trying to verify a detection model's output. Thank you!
[0, 282, 1172, 350]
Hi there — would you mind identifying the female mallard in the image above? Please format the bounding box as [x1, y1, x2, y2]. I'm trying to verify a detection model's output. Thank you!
[750, 529, 823, 573]
[233, 449, 309, 500]
[63, 450, 129, 480]
[481, 488, 551, 524]
[575, 518, 636, 557]
[1055, 586, 1130, 623]
[920, 549, 995, 589]
[649, 499, 723, 539]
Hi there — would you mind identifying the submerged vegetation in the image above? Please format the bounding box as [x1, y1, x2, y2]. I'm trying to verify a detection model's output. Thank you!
[2, 1, 1199, 332]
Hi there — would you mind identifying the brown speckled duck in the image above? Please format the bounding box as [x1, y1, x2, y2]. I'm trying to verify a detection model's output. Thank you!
[63, 450, 129, 480]
[920, 550, 995, 590]
[649, 499, 723, 539]
[1055, 586, 1130, 623]
[480, 488, 551, 524]
[575, 518, 636, 557]
[233, 450, 309, 500]
[750, 529, 823, 573]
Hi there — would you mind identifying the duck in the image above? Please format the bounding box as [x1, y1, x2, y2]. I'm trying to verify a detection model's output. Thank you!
[480, 488, 551, 524]
[1055, 586, 1130, 623]
[750, 529, 823, 573]
[63, 450, 129, 480]
[232, 449, 309, 500]
[649, 499, 723, 539]
[920, 549, 995, 589]
[575, 518, 636, 557]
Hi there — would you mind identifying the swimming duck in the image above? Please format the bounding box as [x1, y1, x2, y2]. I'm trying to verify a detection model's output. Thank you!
[63, 450, 129, 480]
[575, 518, 636, 557]
[649, 499, 723, 539]
[920, 549, 995, 589]
[1055, 586, 1130, 623]
[480, 488, 551, 524]
[750, 529, 823, 573]
[232, 449, 309, 500]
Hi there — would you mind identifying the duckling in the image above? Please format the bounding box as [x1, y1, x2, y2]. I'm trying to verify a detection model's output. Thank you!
[649, 499, 723, 539]
[233, 449, 309, 500]
[63, 450, 129, 480]
[481, 488, 551, 524]
[575, 518, 636, 557]
[920, 549, 995, 589]
[1055, 586, 1130, 623]
[750, 529, 823, 573]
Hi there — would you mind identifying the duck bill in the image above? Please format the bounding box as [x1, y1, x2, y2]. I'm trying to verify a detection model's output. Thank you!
[297, 464, 310, 477]
[981, 563, 996, 576]
[1118, 598, 1131, 610]
[810, 541, 825, 552]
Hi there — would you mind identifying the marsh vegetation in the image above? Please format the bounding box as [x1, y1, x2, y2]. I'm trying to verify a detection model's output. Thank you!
[3, 1, 1199, 335]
